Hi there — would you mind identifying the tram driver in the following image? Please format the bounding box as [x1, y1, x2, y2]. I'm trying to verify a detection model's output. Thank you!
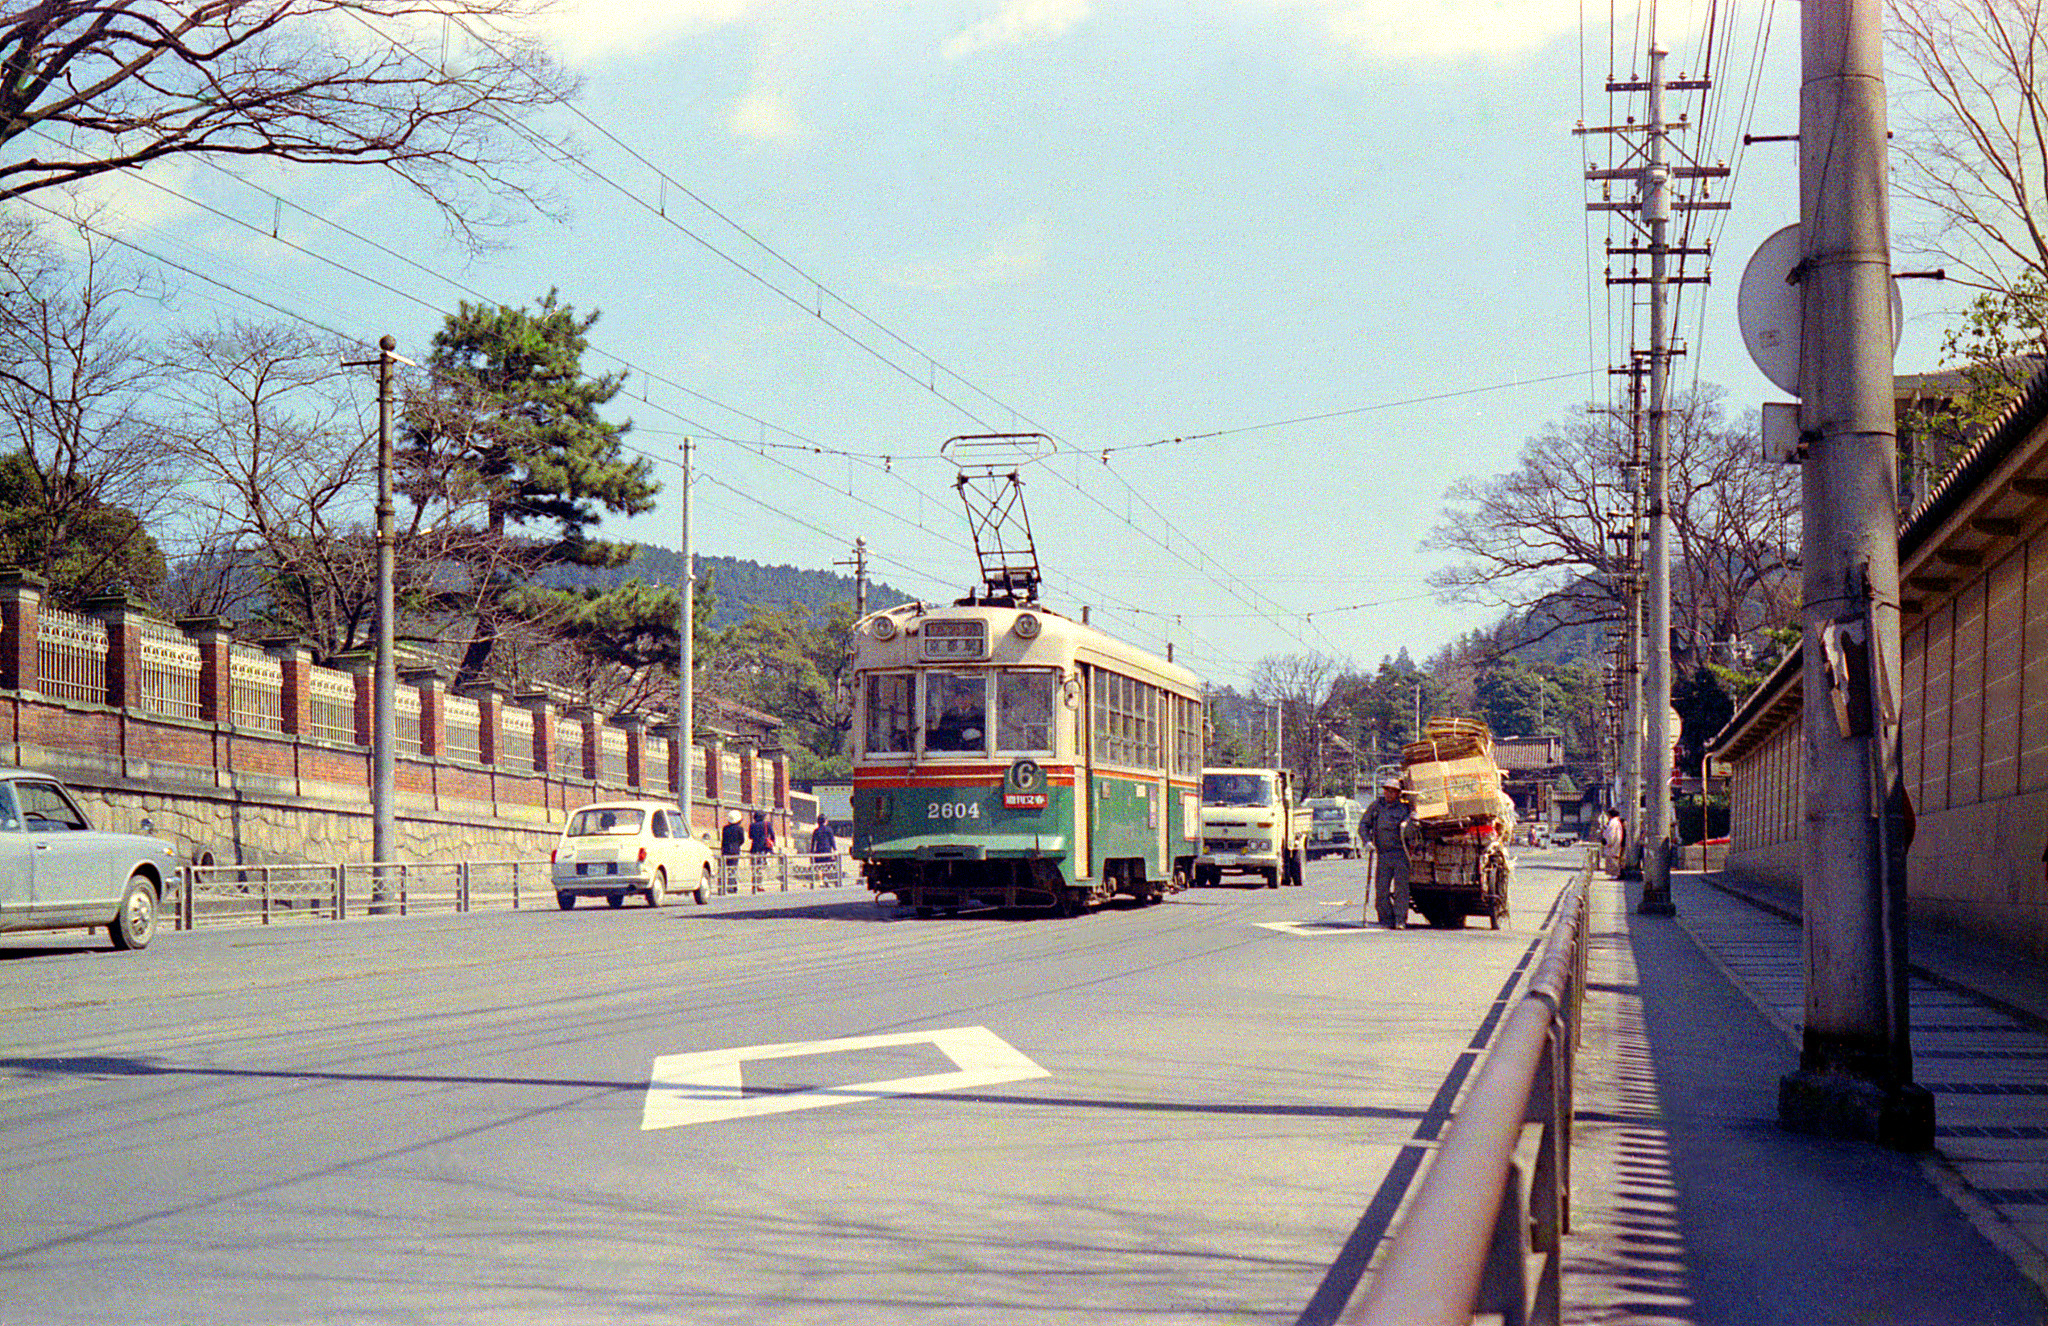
[926, 675, 987, 753]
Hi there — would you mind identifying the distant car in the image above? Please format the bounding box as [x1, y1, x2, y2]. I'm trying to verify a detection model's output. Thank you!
[551, 801, 716, 909]
[0, 769, 180, 950]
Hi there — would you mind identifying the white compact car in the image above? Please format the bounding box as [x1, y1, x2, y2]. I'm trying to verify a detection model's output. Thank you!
[551, 801, 716, 909]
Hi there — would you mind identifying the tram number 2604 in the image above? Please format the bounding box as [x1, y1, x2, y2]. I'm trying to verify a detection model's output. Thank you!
[926, 801, 983, 821]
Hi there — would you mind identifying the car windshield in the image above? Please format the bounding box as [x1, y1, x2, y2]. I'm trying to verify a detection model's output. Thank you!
[1202, 774, 1274, 807]
[567, 807, 644, 836]
[1312, 806, 1345, 821]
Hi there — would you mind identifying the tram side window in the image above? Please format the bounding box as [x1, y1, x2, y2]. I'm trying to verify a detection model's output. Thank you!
[865, 674, 913, 754]
[925, 671, 988, 754]
[1175, 696, 1203, 776]
[996, 671, 1056, 753]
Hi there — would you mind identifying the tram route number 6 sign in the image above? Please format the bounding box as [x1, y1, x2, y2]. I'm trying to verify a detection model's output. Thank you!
[1003, 759, 1049, 809]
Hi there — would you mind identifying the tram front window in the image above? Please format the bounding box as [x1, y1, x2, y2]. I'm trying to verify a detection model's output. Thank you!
[924, 672, 987, 754]
[1203, 773, 1274, 807]
[996, 671, 1056, 753]
[865, 674, 913, 754]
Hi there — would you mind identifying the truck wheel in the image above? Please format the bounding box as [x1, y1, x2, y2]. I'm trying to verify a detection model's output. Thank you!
[557, 891, 576, 910]
[1285, 851, 1304, 886]
[1266, 868, 1280, 889]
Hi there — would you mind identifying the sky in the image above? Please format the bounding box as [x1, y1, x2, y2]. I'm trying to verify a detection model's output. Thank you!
[50, 0, 1972, 691]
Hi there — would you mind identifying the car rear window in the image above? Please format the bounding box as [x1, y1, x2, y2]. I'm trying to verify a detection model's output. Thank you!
[567, 807, 644, 836]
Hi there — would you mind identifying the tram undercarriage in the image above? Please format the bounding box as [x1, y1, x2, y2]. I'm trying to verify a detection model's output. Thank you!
[865, 857, 1175, 917]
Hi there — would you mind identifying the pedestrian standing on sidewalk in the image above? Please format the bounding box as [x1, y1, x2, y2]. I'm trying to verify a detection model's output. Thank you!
[1602, 811, 1626, 878]
[720, 809, 745, 891]
[747, 808, 775, 887]
[810, 819, 839, 887]
[1362, 776, 1413, 929]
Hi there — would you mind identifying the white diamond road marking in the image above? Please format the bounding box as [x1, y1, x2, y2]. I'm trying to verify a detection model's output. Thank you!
[1255, 919, 1374, 935]
[641, 1025, 1049, 1130]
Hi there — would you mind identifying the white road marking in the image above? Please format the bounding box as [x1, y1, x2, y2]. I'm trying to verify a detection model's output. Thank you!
[641, 1025, 1050, 1130]
[1254, 920, 1374, 935]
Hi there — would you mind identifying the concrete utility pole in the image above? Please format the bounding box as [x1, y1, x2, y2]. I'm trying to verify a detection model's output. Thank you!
[1608, 355, 1649, 880]
[1583, 38, 1722, 909]
[678, 435, 695, 816]
[836, 537, 869, 619]
[341, 335, 408, 911]
[1638, 42, 1679, 916]
[1779, 0, 1932, 1147]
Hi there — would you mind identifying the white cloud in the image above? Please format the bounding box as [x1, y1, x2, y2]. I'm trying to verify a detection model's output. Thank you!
[886, 220, 1049, 292]
[727, 86, 805, 141]
[534, 0, 763, 65]
[942, 0, 1091, 61]
[1252, 0, 1586, 63]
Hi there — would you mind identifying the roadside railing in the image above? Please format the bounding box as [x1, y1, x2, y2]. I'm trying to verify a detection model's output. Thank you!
[164, 853, 860, 929]
[1340, 852, 1594, 1326]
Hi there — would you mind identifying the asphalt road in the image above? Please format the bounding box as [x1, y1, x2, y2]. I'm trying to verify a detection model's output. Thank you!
[0, 849, 1582, 1325]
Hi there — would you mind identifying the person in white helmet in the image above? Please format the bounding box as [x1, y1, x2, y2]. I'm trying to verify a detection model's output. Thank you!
[720, 809, 745, 891]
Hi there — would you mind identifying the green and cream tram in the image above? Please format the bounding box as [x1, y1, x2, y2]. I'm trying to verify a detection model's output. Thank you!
[851, 601, 1204, 916]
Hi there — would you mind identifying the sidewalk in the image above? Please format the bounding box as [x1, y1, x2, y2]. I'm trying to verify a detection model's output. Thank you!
[1565, 871, 2048, 1325]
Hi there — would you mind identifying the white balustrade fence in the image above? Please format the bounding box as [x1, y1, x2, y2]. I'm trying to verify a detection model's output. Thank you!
[444, 692, 482, 764]
[229, 647, 283, 733]
[36, 608, 106, 703]
[136, 618, 201, 719]
[500, 705, 535, 772]
[307, 666, 357, 744]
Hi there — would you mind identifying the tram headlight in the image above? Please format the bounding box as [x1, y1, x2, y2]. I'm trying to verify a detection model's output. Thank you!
[871, 616, 899, 641]
[1013, 611, 1041, 639]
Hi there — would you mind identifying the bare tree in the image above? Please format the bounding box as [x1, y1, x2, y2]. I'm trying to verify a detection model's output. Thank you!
[0, 0, 577, 244]
[156, 319, 381, 654]
[0, 210, 175, 600]
[1426, 388, 1798, 663]
[1888, 0, 2048, 292]
[1248, 651, 1346, 788]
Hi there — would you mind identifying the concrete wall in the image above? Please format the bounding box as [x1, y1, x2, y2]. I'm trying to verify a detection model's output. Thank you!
[1908, 787, 2048, 958]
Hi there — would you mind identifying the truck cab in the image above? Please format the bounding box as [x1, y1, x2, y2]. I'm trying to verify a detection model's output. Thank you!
[1303, 796, 1365, 860]
[1193, 767, 1306, 888]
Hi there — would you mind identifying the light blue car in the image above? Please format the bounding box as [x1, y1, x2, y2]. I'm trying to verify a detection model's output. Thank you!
[0, 769, 181, 950]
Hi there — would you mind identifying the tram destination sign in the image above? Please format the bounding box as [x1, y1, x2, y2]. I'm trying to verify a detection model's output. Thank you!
[923, 619, 989, 660]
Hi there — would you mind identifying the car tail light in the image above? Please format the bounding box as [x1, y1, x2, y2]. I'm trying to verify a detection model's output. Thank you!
[638, 846, 648, 864]
[550, 848, 558, 864]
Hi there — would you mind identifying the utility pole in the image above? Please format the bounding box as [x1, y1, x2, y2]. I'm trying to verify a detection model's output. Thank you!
[1779, 0, 1931, 1147]
[1582, 35, 1723, 911]
[1607, 355, 1648, 880]
[1637, 42, 1679, 916]
[835, 537, 870, 618]
[344, 335, 411, 911]
[678, 436, 695, 818]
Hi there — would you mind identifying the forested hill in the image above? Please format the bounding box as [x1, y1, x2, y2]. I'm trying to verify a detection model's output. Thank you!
[543, 545, 919, 630]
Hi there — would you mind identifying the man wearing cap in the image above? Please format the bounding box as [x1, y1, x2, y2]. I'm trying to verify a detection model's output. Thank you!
[1362, 777, 1414, 929]
[720, 809, 746, 892]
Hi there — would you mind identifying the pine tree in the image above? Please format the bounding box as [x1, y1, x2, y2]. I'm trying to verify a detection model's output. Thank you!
[401, 290, 658, 683]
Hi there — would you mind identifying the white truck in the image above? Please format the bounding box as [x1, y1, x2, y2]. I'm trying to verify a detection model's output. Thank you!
[1303, 795, 1366, 860]
[1192, 767, 1307, 888]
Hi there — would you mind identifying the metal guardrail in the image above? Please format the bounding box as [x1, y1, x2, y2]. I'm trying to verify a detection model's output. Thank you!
[1340, 852, 1594, 1326]
[165, 853, 860, 929]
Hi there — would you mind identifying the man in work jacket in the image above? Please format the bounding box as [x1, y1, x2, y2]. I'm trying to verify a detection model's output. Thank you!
[1362, 776, 1414, 929]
